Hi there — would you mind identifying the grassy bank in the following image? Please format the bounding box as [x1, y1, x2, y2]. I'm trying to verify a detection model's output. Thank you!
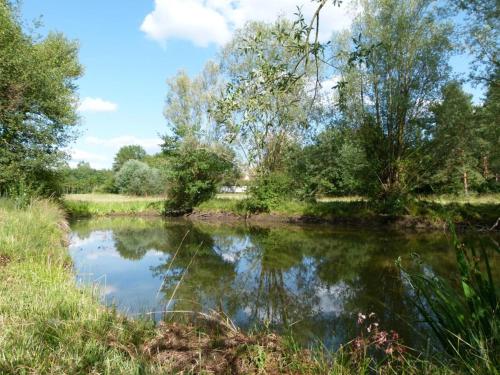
[63, 193, 500, 229]
[0, 199, 160, 373]
[196, 194, 500, 228]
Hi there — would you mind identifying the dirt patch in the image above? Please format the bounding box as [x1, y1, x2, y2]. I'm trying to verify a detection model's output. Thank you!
[187, 210, 449, 231]
[142, 319, 310, 374]
[0, 254, 11, 267]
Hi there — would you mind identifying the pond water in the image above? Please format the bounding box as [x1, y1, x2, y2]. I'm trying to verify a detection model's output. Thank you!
[69, 217, 498, 350]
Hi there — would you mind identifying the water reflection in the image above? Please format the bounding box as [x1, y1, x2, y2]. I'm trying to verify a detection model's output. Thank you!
[69, 217, 497, 349]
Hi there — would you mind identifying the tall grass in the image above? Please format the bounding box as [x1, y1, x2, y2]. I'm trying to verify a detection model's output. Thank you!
[0, 199, 163, 373]
[399, 228, 499, 374]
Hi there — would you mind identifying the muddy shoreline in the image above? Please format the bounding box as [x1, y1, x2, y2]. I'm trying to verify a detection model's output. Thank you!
[69, 208, 499, 232]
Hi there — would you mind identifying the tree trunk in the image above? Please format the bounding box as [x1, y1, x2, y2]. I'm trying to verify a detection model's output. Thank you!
[463, 170, 469, 195]
[483, 156, 490, 179]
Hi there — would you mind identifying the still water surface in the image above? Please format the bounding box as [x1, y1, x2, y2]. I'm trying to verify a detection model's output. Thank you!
[69, 217, 497, 350]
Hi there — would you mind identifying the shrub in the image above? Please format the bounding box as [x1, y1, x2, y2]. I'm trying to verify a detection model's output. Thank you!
[115, 160, 164, 196]
[164, 146, 236, 215]
[238, 172, 295, 214]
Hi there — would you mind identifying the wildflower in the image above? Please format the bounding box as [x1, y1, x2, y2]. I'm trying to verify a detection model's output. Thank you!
[353, 337, 364, 350]
[390, 330, 399, 341]
[374, 331, 388, 347]
[357, 312, 366, 325]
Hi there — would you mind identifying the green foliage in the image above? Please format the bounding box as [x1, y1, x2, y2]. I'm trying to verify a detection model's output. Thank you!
[429, 82, 484, 194]
[399, 230, 499, 373]
[214, 20, 316, 173]
[60, 162, 113, 194]
[115, 160, 164, 196]
[0, 1, 82, 197]
[164, 144, 237, 215]
[332, 0, 453, 197]
[238, 172, 296, 213]
[112, 145, 147, 172]
[286, 128, 369, 198]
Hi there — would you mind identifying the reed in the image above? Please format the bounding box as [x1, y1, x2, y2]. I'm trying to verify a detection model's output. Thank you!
[399, 227, 499, 374]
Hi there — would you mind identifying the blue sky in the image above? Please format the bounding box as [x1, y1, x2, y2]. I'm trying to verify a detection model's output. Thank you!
[20, 0, 481, 169]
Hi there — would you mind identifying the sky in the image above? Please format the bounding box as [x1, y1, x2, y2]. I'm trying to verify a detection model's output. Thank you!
[20, 0, 481, 170]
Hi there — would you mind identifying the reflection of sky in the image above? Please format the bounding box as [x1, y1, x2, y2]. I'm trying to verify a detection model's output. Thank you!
[68, 218, 482, 350]
[70, 231, 167, 315]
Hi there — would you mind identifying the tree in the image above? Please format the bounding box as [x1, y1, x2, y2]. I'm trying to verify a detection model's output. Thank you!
[332, 0, 453, 199]
[61, 162, 113, 194]
[163, 61, 225, 153]
[115, 160, 164, 196]
[112, 145, 147, 172]
[286, 128, 369, 198]
[476, 76, 500, 187]
[163, 146, 237, 215]
[162, 59, 238, 214]
[214, 21, 318, 174]
[429, 82, 483, 194]
[0, 1, 82, 196]
[451, 0, 498, 85]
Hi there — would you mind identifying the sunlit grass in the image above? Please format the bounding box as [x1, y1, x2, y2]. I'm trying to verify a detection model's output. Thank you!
[65, 193, 165, 203]
[0, 199, 161, 373]
[419, 193, 500, 205]
[63, 194, 165, 217]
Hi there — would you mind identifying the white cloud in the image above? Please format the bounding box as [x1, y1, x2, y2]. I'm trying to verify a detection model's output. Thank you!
[69, 149, 108, 162]
[141, 0, 356, 47]
[78, 97, 118, 113]
[141, 0, 232, 47]
[85, 136, 162, 153]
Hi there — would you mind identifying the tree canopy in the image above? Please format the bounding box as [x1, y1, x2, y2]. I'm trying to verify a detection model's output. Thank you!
[0, 1, 82, 196]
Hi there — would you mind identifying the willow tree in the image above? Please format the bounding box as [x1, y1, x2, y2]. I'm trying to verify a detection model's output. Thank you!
[0, 1, 82, 196]
[333, 0, 453, 198]
[214, 21, 320, 175]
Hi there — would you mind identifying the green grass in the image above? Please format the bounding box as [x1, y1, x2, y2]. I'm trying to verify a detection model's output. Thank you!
[399, 228, 499, 374]
[62, 193, 500, 228]
[63, 193, 165, 217]
[0, 199, 162, 374]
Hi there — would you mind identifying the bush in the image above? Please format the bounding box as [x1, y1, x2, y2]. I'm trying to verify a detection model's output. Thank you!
[164, 146, 237, 215]
[238, 172, 296, 214]
[115, 160, 164, 196]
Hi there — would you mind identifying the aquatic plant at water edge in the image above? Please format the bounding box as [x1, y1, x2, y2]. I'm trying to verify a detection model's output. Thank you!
[399, 228, 499, 373]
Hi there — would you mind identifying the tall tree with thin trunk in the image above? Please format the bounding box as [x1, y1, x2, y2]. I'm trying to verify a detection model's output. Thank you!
[332, 0, 453, 198]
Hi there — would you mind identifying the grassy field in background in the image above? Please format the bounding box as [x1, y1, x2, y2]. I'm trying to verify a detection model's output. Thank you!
[63, 193, 165, 217]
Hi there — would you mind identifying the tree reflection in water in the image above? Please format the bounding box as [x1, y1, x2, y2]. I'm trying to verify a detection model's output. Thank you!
[70, 217, 484, 349]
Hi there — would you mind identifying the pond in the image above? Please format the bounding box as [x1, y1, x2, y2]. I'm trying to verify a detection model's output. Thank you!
[69, 217, 498, 350]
